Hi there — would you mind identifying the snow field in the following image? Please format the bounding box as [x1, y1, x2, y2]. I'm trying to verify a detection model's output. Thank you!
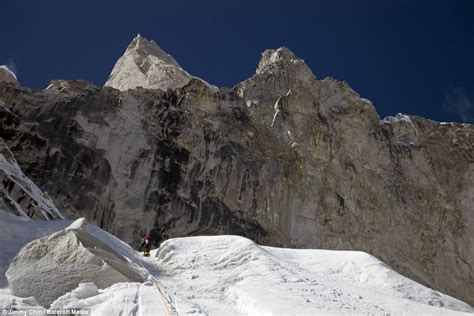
[1, 213, 472, 315]
[153, 235, 473, 315]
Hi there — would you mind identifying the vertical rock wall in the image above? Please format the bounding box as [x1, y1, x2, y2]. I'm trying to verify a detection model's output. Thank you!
[0, 47, 472, 305]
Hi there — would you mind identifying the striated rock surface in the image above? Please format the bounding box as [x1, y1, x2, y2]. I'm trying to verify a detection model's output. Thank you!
[0, 39, 473, 305]
[6, 218, 144, 307]
[0, 66, 18, 86]
[105, 34, 214, 91]
[0, 139, 63, 220]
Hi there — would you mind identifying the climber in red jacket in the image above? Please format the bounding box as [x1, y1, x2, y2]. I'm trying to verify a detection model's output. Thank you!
[138, 235, 152, 257]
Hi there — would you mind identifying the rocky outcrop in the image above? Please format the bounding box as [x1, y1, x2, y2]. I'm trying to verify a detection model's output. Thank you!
[6, 218, 144, 307]
[0, 66, 18, 86]
[0, 38, 472, 305]
[105, 34, 214, 91]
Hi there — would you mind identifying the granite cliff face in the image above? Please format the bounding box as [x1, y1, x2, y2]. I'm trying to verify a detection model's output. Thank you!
[0, 138, 62, 221]
[0, 36, 472, 305]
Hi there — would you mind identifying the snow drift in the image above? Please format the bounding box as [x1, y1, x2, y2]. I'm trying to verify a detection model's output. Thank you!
[5, 218, 147, 307]
[0, 210, 70, 292]
[37, 235, 473, 315]
[153, 235, 473, 315]
[1, 212, 472, 315]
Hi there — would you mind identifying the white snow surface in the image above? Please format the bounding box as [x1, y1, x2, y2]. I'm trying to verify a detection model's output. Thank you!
[65, 217, 88, 230]
[360, 97, 373, 104]
[152, 236, 473, 315]
[1, 213, 472, 315]
[0, 210, 70, 291]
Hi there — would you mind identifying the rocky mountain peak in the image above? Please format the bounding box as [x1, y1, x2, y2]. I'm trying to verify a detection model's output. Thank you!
[126, 34, 180, 67]
[0, 65, 19, 85]
[237, 46, 317, 102]
[1, 36, 474, 307]
[105, 34, 214, 91]
[256, 47, 314, 78]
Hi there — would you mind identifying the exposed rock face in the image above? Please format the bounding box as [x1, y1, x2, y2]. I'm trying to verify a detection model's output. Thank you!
[6, 218, 144, 307]
[0, 139, 63, 220]
[0, 38, 473, 305]
[105, 34, 214, 91]
[0, 66, 18, 86]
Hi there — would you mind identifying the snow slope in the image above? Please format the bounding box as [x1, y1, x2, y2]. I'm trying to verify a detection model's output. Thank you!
[50, 235, 474, 315]
[1, 213, 472, 315]
[152, 236, 473, 315]
[0, 214, 168, 314]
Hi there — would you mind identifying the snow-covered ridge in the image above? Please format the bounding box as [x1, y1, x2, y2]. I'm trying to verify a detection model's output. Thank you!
[152, 236, 472, 315]
[1, 214, 472, 315]
[0, 213, 156, 311]
[47, 235, 472, 315]
[6, 217, 149, 306]
[105, 34, 216, 92]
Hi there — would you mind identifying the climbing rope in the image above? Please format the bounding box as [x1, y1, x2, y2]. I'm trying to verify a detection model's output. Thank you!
[154, 280, 177, 316]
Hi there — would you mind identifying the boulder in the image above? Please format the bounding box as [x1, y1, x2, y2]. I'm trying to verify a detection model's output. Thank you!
[6, 218, 144, 306]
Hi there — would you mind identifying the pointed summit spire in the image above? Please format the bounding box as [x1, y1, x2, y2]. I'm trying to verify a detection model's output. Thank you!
[256, 47, 301, 74]
[125, 34, 180, 67]
[256, 47, 315, 80]
[105, 35, 215, 91]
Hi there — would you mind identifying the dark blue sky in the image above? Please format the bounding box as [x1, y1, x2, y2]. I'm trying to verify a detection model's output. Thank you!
[1, 0, 473, 123]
